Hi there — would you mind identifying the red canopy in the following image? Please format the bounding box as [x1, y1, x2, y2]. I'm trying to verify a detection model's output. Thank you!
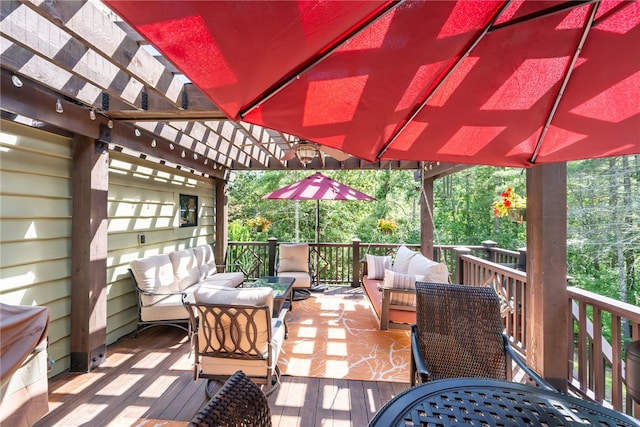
[104, 0, 640, 167]
[262, 172, 374, 201]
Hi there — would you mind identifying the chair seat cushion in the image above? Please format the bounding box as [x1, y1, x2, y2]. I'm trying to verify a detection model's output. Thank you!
[206, 272, 244, 287]
[140, 292, 190, 322]
[277, 271, 310, 289]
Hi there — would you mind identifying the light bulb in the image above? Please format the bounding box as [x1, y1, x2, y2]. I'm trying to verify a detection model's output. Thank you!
[181, 150, 186, 158]
[204, 159, 208, 165]
[151, 139, 157, 147]
[134, 128, 141, 137]
[55, 99, 63, 113]
[169, 143, 175, 150]
[11, 74, 23, 87]
[193, 153, 198, 160]
[107, 120, 114, 129]
[89, 109, 96, 120]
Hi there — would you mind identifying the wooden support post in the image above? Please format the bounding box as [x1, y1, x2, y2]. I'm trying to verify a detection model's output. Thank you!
[268, 237, 278, 276]
[454, 246, 472, 285]
[214, 178, 228, 268]
[421, 173, 434, 258]
[352, 238, 361, 288]
[70, 136, 108, 372]
[526, 164, 568, 391]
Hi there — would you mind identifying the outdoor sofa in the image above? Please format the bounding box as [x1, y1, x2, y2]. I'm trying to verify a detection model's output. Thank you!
[128, 244, 244, 336]
[361, 245, 449, 330]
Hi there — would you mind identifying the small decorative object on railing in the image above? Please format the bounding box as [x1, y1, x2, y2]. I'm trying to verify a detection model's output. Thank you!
[377, 218, 398, 234]
[492, 187, 526, 222]
[247, 216, 272, 232]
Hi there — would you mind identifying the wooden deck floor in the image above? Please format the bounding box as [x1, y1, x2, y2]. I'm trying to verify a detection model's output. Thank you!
[35, 315, 409, 426]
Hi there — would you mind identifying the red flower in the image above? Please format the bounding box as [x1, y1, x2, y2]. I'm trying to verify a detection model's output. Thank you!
[503, 199, 512, 208]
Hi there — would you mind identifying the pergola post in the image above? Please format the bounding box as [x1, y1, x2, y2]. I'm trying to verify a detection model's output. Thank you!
[526, 163, 568, 390]
[421, 172, 434, 258]
[70, 136, 108, 372]
[214, 178, 228, 268]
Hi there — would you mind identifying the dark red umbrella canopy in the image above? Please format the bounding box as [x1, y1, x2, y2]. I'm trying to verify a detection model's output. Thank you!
[104, 0, 640, 167]
[262, 172, 375, 201]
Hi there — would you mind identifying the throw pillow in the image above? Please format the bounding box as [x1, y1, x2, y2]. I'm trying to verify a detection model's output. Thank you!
[407, 254, 440, 276]
[366, 254, 391, 280]
[383, 269, 424, 306]
[424, 262, 450, 283]
[392, 245, 417, 274]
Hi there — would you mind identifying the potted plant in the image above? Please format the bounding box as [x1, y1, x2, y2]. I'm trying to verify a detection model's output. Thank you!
[247, 216, 272, 232]
[492, 187, 526, 223]
[377, 218, 398, 235]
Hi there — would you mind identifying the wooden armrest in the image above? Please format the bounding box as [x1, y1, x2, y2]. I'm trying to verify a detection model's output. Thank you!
[378, 284, 415, 294]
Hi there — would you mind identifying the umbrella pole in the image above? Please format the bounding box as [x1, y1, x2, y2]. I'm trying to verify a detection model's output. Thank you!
[315, 199, 320, 285]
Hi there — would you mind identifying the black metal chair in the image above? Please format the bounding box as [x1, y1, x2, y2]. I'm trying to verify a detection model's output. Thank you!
[410, 282, 554, 390]
[189, 370, 271, 427]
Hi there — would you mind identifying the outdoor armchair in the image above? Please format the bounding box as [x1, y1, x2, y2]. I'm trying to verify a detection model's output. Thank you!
[410, 282, 554, 390]
[275, 243, 315, 299]
[182, 286, 287, 397]
[188, 370, 271, 427]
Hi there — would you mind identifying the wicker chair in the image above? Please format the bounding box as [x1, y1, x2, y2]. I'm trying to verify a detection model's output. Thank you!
[189, 370, 271, 427]
[410, 282, 554, 390]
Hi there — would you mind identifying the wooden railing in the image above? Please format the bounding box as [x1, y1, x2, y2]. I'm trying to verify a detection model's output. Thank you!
[456, 253, 528, 354]
[568, 287, 640, 416]
[226, 239, 638, 417]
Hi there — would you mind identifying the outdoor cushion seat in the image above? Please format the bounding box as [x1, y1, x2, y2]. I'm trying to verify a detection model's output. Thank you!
[129, 245, 244, 336]
[276, 244, 314, 298]
[361, 245, 449, 330]
[183, 286, 287, 397]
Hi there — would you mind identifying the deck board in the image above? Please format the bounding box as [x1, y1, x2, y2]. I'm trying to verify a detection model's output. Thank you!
[36, 323, 409, 427]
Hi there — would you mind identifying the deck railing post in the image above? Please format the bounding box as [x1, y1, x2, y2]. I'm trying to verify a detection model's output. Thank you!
[518, 247, 527, 271]
[268, 237, 278, 276]
[352, 238, 361, 287]
[482, 240, 498, 262]
[454, 246, 472, 284]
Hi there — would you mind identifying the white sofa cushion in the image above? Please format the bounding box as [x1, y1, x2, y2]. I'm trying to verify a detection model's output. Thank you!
[193, 244, 217, 279]
[193, 244, 244, 286]
[392, 245, 417, 274]
[169, 249, 201, 291]
[130, 254, 178, 306]
[366, 254, 391, 280]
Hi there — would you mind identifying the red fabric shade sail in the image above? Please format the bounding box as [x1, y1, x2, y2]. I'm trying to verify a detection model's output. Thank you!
[105, 0, 640, 167]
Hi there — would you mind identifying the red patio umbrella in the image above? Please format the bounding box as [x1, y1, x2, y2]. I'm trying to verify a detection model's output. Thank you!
[104, 0, 639, 168]
[262, 172, 375, 247]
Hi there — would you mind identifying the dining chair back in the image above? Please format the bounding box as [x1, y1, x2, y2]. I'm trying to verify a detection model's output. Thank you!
[410, 282, 554, 390]
[189, 370, 271, 427]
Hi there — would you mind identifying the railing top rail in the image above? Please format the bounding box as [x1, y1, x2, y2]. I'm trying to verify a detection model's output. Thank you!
[460, 254, 527, 278]
[568, 286, 640, 322]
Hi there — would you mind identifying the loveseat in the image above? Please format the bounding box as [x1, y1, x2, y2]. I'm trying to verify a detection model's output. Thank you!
[361, 245, 449, 330]
[128, 244, 244, 336]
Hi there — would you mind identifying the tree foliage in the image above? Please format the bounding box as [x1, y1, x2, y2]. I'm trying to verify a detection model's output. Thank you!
[227, 156, 639, 304]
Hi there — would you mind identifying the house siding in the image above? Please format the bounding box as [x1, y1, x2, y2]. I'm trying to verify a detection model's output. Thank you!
[0, 120, 216, 377]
